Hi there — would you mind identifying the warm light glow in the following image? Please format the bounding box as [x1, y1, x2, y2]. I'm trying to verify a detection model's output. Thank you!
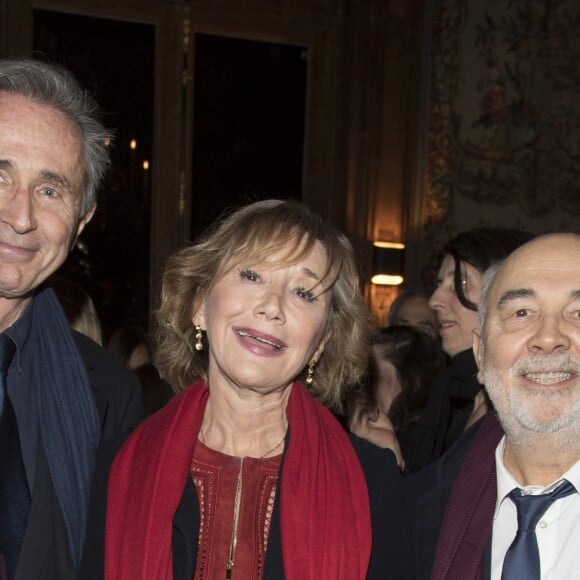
[373, 241, 405, 249]
[371, 274, 404, 286]
[103, 138, 111, 147]
[143, 160, 149, 170]
[371, 241, 405, 285]
[130, 139, 137, 150]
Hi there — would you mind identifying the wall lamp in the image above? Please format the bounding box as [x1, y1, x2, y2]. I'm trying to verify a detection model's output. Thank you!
[371, 241, 405, 286]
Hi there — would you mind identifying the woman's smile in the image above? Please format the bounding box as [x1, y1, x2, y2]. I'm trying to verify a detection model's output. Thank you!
[233, 326, 287, 354]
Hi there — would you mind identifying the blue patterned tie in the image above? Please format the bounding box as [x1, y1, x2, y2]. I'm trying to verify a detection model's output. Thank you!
[0, 334, 30, 580]
[501, 480, 576, 580]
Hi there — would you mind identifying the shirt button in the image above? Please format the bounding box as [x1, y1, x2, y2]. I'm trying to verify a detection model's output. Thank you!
[538, 520, 548, 529]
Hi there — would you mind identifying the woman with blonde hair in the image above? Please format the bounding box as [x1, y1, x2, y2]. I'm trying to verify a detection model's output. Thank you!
[83, 199, 410, 579]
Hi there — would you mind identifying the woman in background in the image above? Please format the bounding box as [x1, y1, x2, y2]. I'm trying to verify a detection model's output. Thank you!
[414, 227, 533, 468]
[386, 288, 438, 339]
[354, 325, 446, 473]
[51, 275, 103, 345]
[350, 227, 532, 472]
[106, 324, 151, 370]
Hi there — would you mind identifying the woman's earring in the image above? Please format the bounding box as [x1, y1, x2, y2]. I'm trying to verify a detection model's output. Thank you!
[195, 325, 203, 351]
[306, 360, 315, 385]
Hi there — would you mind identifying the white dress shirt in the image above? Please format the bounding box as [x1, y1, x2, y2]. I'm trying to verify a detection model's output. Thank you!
[491, 437, 580, 580]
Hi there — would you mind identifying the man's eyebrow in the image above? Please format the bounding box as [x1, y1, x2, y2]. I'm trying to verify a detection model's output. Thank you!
[571, 289, 580, 301]
[496, 289, 535, 309]
[40, 170, 75, 193]
[0, 161, 76, 193]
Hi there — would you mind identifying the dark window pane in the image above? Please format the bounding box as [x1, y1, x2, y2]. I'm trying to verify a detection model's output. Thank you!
[191, 34, 308, 238]
[33, 9, 155, 339]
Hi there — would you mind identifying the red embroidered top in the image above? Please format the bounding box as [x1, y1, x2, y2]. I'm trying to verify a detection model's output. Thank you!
[191, 441, 282, 580]
[105, 382, 372, 580]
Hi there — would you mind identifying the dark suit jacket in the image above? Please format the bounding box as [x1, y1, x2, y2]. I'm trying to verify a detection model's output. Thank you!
[405, 417, 485, 580]
[15, 332, 143, 580]
[80, 433, 414, 579]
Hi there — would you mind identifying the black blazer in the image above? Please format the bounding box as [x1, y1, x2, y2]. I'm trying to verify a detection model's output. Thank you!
[405, 418, 485, 580]
[15, 332, 143, 580]
[81, 433, 414, 579]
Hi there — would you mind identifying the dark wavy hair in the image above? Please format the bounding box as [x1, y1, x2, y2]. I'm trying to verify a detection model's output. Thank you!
[369, 325, 446, 430]
[439, 227, 534, 311]
[386, 288, 433, 325]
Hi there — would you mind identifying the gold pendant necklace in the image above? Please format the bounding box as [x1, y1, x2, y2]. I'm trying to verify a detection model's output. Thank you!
[226, 458, 243, 579]
[199, 423, 287, 579]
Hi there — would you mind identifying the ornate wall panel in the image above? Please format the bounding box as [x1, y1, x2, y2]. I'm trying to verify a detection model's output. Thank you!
[420, 0, 580, 280]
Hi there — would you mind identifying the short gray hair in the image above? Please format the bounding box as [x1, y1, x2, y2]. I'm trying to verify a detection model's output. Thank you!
[0, 58, 112, 215]
[478, 261, 503, 331]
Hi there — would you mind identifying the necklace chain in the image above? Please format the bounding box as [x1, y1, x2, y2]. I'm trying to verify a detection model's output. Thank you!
[198, 421, 286, 579]
[226, 458, 244, 579]
[199, 423, 287, 459]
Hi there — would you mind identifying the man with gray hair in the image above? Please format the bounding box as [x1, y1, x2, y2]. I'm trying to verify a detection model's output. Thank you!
[0, 58, 142, 579]
[408, 233, 580, 579]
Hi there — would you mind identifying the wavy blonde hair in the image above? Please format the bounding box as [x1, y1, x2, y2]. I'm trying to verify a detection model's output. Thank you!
[154, 199, 374, 411]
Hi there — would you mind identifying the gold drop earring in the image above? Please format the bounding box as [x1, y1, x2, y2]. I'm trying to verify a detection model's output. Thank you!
[194, 325, 203, 351]
[306, 360, 315, 385]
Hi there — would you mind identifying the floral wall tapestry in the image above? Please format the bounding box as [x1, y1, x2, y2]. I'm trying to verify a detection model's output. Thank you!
[423, 0, 580, 267]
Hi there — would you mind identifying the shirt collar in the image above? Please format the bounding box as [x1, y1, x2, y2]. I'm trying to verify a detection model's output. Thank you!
[494, 435, 580, 519]
[4, 297, 34, 372]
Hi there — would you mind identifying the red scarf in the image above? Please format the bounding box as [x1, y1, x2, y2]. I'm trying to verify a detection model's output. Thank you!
[105, 380, 372, 579]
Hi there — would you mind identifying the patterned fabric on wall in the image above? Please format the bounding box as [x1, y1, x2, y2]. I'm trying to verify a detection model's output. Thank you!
[423, 0, 580, 274]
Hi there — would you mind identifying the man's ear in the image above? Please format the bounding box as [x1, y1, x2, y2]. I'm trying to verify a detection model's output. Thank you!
[76, 204, 96, 237]
[472, 328, 484, 384]
[70, 204, 96, 251]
